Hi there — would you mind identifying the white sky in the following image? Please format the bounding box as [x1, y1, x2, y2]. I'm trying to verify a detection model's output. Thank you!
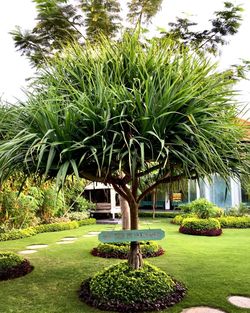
[0, 0, 250, 117]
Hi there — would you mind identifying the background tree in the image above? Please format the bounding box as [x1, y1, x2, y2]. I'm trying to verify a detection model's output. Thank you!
[162, 1, 243, 55]
[11, 1, 244, 68]
[80, 0, 121, 42]
[0, 34, 249, 268]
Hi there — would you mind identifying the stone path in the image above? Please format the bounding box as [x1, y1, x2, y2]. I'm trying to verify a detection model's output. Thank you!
[181, 307, 226, 313]
[18, 231, 99, 254]
[18, 250, 38, 255]
[228, 296, 250, 308]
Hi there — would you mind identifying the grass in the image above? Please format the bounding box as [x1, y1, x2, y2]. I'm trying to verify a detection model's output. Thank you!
[0, 219, 250, 313]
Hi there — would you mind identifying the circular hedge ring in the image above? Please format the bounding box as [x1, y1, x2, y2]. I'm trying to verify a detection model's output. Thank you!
[79, 261, 186, 312]
[91, 241, 164, 259]
[179, 217, 222, 236]
[0, 252, 34, 280]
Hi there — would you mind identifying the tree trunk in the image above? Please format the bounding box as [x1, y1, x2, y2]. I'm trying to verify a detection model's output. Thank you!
[119, 195, 131, 230]
[152, 188, 156, 219]
[128, 202, 143, 269]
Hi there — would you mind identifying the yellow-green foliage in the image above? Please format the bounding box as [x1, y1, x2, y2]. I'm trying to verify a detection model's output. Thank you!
[181, 217, 221, 230]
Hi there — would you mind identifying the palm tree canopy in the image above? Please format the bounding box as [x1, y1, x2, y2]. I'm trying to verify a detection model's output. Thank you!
[0, 33, 249, 200]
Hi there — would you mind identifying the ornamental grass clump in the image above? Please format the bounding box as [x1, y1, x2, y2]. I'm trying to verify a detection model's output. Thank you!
[79, 261, 186, 312]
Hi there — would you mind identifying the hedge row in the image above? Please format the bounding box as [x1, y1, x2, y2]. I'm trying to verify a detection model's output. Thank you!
[138, 211, 180, 218]
[0, 218, 96, 241]
[179, 218, 222, 236]
[217, 216, 250, 228]
[172, 214, 250, 228]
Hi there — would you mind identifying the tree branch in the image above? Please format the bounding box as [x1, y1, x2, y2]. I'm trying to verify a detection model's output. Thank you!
[137, 173, 184, 203]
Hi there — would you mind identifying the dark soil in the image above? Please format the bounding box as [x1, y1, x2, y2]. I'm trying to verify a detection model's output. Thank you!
[79, 277, 186, 312]
[0, 260, 34, 281]
[179, 226, 222, 236]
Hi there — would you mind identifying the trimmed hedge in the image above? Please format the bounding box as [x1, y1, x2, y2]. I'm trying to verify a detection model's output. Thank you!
[217, 216, 250, 228]
[79, 261, 186, 312]
[173, 214, 250, 229]
[0, 252, 33, 280]
[92, 241, 164, 259]
[138, 211, 180, 218]
[0, 218, 96, 241]
[179, 218, 222, 236]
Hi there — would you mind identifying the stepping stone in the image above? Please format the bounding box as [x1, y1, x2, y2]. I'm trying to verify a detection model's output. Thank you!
[60, 237, 77, 241]
[82, 234, 97, 237]
[181, 307, 226, 313]
[88, 232, 101, 235]
[26, 244, 48, 249]
[142, 222, 153, 224]
[228, 296, 250, 308]
[56, 241, 75, 244]
[18, 250, 37, 255]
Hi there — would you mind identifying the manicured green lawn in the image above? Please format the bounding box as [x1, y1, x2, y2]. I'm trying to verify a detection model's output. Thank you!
[0, 219, 249, 313]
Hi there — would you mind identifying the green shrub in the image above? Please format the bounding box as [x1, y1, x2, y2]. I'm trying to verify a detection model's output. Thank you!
[67, 211, 90, 221]
[138, 211, 180, 218]
[39, 185, 66, 220]
[0, 219, 96, 241]
[189, 198, 223, 219]
[90, 261, 175, 304]
[78, 218, 96, 226]
[181, 217, 221, 231]
[171, 213, 197, 225]
[0, 190, 39, 229]
[36, 221, 79, 233]
[179, 203, 192, 213]
[0, 227, 37, 241]
[217, 216, 250, 228]
[92, 241, 163, 259]
[0, 252, 24, 270]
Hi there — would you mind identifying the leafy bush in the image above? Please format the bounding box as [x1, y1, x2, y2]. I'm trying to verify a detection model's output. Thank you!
[171, 214, 197, 225]
[66, 211, 90, 221]
[178, 203, 192, 213]
[92, 241, 164, 259]
[0, 190, 39, 229]
[226, 203, 250, 217]
[36, 221, 79, 233]
[217, 216, 250, 228]
[180, 217, 222, 236]
[0, 252, 24, 270]
[0, 227, 37, 241]
[188, 198, 223, 219]
[63, 177, 95, 212]
[90, 261, 175, 304]
[78, 218, 96, 226]
[0, 219, 96, 241]
[138, 211, 180, 218]
[0, 252, 33, 280]
[181, 217, 221, 230]
[38, 185, 66, 220]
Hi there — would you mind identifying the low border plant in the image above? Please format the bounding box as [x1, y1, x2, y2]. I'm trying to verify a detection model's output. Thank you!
[79, 261, 186, 312]
[0, 252, 34, 280]
[179, 217, 222, 236]
[0, 218, 96, 241]
[91, 241, 164, 259]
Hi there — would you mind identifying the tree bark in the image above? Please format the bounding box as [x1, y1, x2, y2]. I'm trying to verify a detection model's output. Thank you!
[128, 201, 143, 269]
[119, 195, 131, 230]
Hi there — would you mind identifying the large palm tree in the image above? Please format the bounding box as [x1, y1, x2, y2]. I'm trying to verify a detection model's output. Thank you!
[0, 33, 249, 268]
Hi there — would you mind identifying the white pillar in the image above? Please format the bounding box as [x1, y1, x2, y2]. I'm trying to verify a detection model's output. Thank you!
[196, 180, 200, 199]
[110, 188, 116, 219]
[230, 177, 241, 208]
[165, 192, 170, 210]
